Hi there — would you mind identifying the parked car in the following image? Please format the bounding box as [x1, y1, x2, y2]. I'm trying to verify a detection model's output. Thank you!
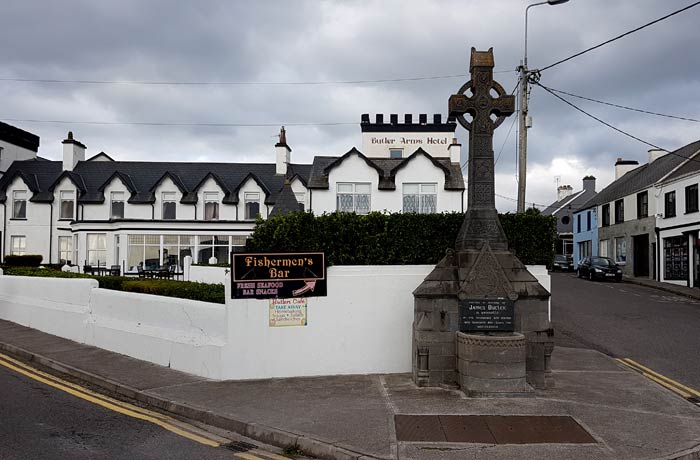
[577, 256, 623, 282]
[552, 254, 574, 272]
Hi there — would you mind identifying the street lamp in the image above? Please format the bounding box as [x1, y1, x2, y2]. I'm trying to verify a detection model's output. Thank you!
[517, 0, 569, 213]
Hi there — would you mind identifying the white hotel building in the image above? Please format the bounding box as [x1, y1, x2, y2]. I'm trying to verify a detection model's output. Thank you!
[0, 115, 465, 273]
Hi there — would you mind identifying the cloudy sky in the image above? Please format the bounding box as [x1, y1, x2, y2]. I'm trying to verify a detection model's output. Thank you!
[1, 0, 699, 211]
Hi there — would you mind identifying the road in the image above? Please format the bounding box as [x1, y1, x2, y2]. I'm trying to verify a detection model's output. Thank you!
[0, 362, 288, 460]
[552, 271, 700, 390]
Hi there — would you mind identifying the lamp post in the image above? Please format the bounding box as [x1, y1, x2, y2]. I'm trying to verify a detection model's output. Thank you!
[517, 0, 569, 213]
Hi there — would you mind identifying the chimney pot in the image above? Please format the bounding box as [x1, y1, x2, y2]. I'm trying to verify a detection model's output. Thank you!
[67, 131, 74, 140]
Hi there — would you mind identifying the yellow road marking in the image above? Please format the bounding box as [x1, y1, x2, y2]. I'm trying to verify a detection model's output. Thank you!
[251, 451, 291, 460]
[622, 358, 700, 398]
[616, 358, 700, 400]
[234, 453, 265, 460]
[0, 354, 219, 447]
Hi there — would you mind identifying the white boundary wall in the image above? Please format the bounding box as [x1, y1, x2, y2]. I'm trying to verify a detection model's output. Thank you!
[0, 265, 550, 380]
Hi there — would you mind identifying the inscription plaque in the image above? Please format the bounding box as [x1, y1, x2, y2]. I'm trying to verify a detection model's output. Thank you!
[459, 298, 514, 332]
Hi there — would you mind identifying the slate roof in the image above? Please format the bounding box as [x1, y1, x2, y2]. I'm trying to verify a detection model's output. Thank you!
[268, 180, 303, 217]
[0, 158, 312, 205]
[307, 147, 464, 190]
[542, 188, 597, 216]
[0, 121, 40, 152]
[580, 140, 700, 209]
[659, 150, 700, 184]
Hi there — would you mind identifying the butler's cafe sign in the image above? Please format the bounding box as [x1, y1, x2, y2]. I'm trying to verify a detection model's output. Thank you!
[231, 252, 327, 299]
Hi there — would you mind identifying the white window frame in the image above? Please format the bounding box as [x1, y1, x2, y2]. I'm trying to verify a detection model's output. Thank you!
[203, 192, 220, 221]
[86, 233, 107, 266]
[10, 235, 26, 255]
[244, 192, 261, 220]
[59, 190, 75, 220]
[162, 191, 177, 220]
[336, 182, 371, 214]
[599, 239, 609, 257]
[110, 191, 125, 219]
[402, 183, 437, 214]
[58, 235, 72, 263]
[12, 190, 27, 219]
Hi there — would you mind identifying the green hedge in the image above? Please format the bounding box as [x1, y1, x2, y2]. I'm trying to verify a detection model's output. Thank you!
[4, 254, 43, 266]
[247, 209, 556, 267]
[3, 267, 225, 304]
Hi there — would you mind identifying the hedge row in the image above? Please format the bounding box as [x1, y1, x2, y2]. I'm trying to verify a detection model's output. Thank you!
[247, 210, 556, 267]
[3, 267, 225, 304]
[4, 254, 43, 267]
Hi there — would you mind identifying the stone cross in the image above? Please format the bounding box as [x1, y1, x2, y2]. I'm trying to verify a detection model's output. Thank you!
[448, 48, 515, 251]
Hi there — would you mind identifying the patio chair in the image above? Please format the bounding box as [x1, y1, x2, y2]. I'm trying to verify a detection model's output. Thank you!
[109, 265, 121, 276]
[137, 266, 145, 278]
[83, 265, 93, 275]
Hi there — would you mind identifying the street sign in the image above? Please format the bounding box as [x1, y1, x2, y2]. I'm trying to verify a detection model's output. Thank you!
[231, 252, 326, 299]
[458, 297, 514, 332]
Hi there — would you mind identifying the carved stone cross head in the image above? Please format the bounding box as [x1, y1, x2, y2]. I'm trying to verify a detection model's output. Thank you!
[448, 48, 515, 134]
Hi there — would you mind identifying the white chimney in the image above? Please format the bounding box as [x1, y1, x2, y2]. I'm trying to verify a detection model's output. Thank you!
[648, 148, 667, 163]
[557, 185, 573, 201]
[275, 126, 291, 175]
[62, 131, 85, 171]
[448, 137, 461, 163]
[615, 157, 640, 180]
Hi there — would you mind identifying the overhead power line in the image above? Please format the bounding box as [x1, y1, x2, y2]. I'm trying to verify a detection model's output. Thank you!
[495, 193, 548, 209]
[542, 87, 700, 123]
[0, 70, 512, 87]
[0, 118, 355, 127]
[539, 1, 700, 72]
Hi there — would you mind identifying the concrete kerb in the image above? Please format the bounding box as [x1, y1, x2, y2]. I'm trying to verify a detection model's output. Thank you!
[0, 341, 386, 460]
[623, 278, 700, 302]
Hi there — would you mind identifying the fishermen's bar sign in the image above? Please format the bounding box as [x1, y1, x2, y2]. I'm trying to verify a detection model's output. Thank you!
[231, 252, 327, 299]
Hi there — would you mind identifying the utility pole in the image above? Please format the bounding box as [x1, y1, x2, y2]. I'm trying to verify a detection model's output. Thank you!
[518, 0, 569, 213]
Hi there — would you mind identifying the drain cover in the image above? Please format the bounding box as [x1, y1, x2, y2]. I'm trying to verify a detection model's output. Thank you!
[395, 415, 596, 444]
[223, 441, 258, 452]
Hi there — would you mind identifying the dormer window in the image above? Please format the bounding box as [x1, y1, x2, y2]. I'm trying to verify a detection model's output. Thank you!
[403, 183, 437, 214]
[244, 192, 261, 220]
[111, 191, 125, 219]
[12, 190, 27, 219]
[337, 183, 371, 214]
[59, 190, 75, 220]
[204, 192, 220, 221]
[162, 192, 177, 220]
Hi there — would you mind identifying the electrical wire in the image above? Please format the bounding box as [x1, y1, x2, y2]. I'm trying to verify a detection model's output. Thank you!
[0, 118, 355, 127]
[495, 193, 548, 209]
[539, 1, 700, 72]
[0, 70, 513, 87]
[541, 86, 700, 123]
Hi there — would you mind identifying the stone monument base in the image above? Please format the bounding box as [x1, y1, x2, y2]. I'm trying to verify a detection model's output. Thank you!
[456, 331, 533, 397]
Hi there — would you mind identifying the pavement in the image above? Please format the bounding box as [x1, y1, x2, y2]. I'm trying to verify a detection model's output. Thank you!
[1, 318, 700, 460]
[624, 276, 700, 301]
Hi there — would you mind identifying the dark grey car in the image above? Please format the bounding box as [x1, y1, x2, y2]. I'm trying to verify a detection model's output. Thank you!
[577, 256, 623, 282]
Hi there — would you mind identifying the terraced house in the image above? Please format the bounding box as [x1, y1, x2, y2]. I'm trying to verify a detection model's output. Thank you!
[0, 115, 465, 272]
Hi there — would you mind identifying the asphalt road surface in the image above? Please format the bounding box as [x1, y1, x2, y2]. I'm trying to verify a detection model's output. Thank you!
[552, 271, 700, 390]
[0, 364, 272, 460]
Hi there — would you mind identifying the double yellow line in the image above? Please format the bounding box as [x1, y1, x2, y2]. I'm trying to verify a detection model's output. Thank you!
[0, 351, 222, 447]
[616, 357, 700, 401]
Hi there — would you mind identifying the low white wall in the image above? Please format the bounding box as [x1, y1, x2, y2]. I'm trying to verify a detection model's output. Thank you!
[0, 264, 551, 381]
[188, 265, 228, 284]
[0, 275, 226, 379]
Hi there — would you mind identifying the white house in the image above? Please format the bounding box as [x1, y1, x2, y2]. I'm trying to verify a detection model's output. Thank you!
[655, 147, 700, 286]
[0, 115, 465, 271]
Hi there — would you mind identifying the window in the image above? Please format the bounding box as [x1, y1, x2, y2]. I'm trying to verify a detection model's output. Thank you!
[601, 204, 610, 227]
[576, 215, 581, 233]
[58, 236, 72, 264]
[587, 211, 591, 231]
[59, 190, 75, 220]
[599, 239, 609, 257]
[244, 192, 261, 220]
[337, 183, 371, 214]
[162, 234, 193, 268]
[389, 148, 403, 159]
[561, 216, 570, 225]
[111, 191, 125, 219]
[86, 233, 107, 266]
[614, 199, 624, 224]
[10, 236, 26, 255]
[403, 183, 437, 214]
[204, 192, 219, 221]
[162, 192, 177, 220]
[294, 192, 306, 211]
[665, 191, 676, 218]
[664, 236, 689, 281]
[685, 184, 698, 213]
[73, 234, 78, 265]
[637, 191, 648, 219]
[12, 190, 27, 219]
[614, 237, 626, 264]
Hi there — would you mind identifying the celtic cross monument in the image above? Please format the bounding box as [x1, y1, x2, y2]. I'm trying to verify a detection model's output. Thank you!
[412, 48, 554, 396]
